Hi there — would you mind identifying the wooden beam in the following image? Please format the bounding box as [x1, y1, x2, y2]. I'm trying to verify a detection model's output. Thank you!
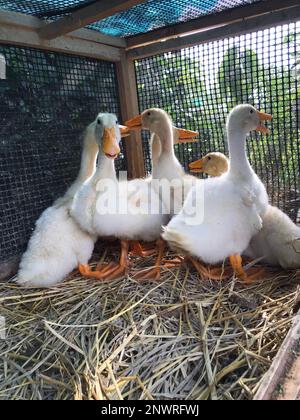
[116, 51, 145, 179]
[254, 309, 300, 400]
[38, 0, 148, 40]
[128, 5, 300, 60]
[0, 11, 122, 62]
[0, 10, 126, 48]
[127, 0, 300, 49]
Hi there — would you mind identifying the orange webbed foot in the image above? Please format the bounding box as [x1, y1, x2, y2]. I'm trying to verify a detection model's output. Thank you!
[129, 241, 157, 257]
[132, 239, 165, 282]
[132, 266, 161, 282]
[238, 266, 267, 284]
[229, 254, 266, 284]
[102, 263, 129, 281]
[78, 264, 108, 281]
[79, 262, 129, 282]
[189, 258, 230, 281]
[161, 256, 185, 269]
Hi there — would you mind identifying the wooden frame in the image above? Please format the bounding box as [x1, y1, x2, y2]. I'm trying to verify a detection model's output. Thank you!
[116, 52, 146, 179]
[0, 11, 124, 62]
[127, 0, 300, 49]
[127, 4, 300, 59]
[254, 309, 300, 400]
[38, 0, 148, 40]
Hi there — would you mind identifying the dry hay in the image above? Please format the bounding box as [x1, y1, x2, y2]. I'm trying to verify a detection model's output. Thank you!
[0, 244, 299, 400]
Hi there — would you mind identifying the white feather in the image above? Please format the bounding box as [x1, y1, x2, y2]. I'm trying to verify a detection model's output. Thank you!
[16, 115, 103, 287]
[163, 105, 269, 265]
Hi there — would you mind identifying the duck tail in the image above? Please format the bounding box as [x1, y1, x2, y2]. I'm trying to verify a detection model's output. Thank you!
[162, 226, 190, 253]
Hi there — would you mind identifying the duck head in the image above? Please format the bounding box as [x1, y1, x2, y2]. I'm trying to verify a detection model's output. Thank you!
[125, 108, 170, 134]
[125, 108, 199, 143]
[227, 104, 272, 135]
[92, 113, 129, 159]
[189, 152, 229, 177]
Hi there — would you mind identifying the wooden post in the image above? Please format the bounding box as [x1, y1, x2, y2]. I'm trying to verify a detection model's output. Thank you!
[116, 51, 145, 179]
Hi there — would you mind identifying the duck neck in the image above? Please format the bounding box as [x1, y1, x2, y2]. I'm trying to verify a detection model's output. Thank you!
[152, 121, 183, 180]
[95, 151, 117, 182]
[77, 138, 99, 183]
[227, 127, 253, 180]
[151, 133, 162, 172]
[65, 132, 99, 199]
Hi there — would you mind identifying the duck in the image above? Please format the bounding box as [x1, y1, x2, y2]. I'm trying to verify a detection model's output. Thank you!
[71, 112, 168, 282]
[191, 152, 300, 269]
[162, 104, 273, 282]
[17, 113, 128, 288]
[72, 109, 197, 282]
[189, 151, 229, 177]
[150, 127, 198, 173]
[130, 125, 198, 258]
[126, 109, 198, 218]
[126, 111, 199, 268]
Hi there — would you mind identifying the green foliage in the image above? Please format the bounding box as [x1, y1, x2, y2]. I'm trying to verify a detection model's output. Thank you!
[217, 46, 261, 105]
[136, 30, 300, 219]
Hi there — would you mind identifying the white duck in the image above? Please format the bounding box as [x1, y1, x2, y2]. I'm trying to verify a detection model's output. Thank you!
[191, 152, 300, 269]
[72, 109, 196, 281]
[150, 127, 198, 172]
[71, 113, 167, 282]
[130, 125, 198, 258]
[126, 109, 198, 217]
[189, 151, 230, 178]
[17, 115, 100, 287]
[163, 104, 272, 282]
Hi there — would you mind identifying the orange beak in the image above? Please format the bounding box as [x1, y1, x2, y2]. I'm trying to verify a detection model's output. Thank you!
[189, 158, 205, 173]
[175, 128, 199, 144]
[256, 111, 273, 135]
[102, 128, 120, 159]
[119, 125, 130, 137]
[125, 114, 142, 130]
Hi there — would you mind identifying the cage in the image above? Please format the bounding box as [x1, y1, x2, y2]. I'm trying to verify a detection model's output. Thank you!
[0, 0, 299, 401]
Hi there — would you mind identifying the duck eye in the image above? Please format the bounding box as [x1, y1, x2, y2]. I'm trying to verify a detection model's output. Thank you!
[207, 157, 211, 161]
[147, 112, 151, 116]
[250, 109, 254, 114]
[97, 119, 101, 125]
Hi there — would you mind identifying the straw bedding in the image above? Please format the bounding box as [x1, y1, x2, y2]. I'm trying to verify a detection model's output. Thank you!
[0, 243, 299, 400]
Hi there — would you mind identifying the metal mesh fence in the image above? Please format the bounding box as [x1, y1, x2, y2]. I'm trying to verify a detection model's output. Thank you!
[0, 1, 94, 18]
[135, 21, 300, 223]
[0, 45, 124, 262]
[89, 0, 262, 37]
[0, 1, 263, 37]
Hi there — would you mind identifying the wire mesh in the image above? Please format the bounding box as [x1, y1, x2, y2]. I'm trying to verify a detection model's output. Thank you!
[89, 0, 262, 37]
[0, 0, 263, 37]
[0, 45, 124, 263]
[135, 22, 300, 223]
[0, 1, 94, 18]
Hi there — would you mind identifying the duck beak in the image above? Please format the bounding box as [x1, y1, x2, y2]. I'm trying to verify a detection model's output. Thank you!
[119, 125, 130, 137]
[256, 111, 273, 135]
[189, 158, 205, 173]
[125, 114, 143, 130]
[175, 128, 199, 144]
[102, 128, 120, 159]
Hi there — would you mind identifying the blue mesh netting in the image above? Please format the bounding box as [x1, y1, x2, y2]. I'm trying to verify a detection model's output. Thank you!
[0, 1, 95, 18]
[0, 0, 262, 37]
[90, 0, 262, 37]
